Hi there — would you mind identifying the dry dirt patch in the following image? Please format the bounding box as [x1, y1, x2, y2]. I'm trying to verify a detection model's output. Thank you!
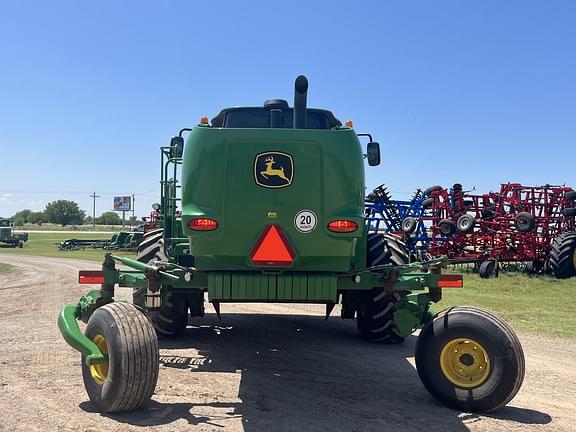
[0, 255, 573, 431]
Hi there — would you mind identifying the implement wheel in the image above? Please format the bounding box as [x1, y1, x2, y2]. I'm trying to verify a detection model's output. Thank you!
[479, 260, 498, 278]
[549, 231, 576, 279]
[81, 303, 159, 413]
[438, 219, 456, 237]
[401, 217, 417, 234]
[415, 306, 524, 413]
[357, 233, 409, 343]
[456, 214, 475, 233]
[424, 185, 443, 197]
[514, 212, 535, 232]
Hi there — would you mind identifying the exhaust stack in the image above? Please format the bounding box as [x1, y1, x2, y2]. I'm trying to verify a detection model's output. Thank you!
[293, 75, 308, 129]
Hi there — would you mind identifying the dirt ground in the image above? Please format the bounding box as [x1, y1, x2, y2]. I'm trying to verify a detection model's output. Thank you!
[0, 255, 574, 432]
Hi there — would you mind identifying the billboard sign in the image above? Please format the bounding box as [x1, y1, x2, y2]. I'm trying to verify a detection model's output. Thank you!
[113, 196, 132, 212]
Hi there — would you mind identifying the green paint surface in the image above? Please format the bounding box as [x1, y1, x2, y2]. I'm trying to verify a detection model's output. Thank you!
[181, 126, 365, 272]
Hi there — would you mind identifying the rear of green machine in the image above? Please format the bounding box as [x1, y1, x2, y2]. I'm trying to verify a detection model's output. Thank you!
[58, 76, 524, 414]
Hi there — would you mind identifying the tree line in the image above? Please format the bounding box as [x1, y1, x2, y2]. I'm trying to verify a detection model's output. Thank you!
[9, 200, 137, 226]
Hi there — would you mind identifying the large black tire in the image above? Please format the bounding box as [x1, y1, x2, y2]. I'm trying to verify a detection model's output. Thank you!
[132, 289, 189, 338]
[357, 233, 410, 343]
[150, 294, 189, 338]
[564, 190, 576, 201]
[154, 238, 169, 261]
[382, 233, 411, 266]
[136, 228, 164, 263]
[415, 306, 524, 413]
[81, 303, 159, 413]
[563, 207, 576, 217]
[133, 228, 187, 337]
[549, 231, 576, 279]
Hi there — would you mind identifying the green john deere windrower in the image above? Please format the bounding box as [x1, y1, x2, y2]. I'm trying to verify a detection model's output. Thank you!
[58, 76, 524, 413]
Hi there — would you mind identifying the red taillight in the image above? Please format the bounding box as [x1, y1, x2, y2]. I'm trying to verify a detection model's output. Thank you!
[79, 271, 105, 284]
[327, 220, 357, 233]
[438, 274, 463, 288]
[187, 218, 218, 231]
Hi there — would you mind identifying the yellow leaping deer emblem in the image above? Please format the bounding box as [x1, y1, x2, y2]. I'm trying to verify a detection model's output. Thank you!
[260, 156, 290, 182]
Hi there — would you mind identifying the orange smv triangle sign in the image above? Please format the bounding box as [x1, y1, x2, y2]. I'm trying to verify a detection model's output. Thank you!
[251, 225, 295, 266]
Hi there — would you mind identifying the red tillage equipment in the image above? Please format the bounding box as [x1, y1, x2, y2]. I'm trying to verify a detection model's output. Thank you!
[424, 183, 576, 278]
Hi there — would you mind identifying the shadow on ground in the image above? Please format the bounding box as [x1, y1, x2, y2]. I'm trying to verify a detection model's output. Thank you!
[81, 313, 551, 431]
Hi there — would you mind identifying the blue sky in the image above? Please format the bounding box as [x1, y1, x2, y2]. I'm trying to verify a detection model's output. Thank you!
[1, 1, 575, 219]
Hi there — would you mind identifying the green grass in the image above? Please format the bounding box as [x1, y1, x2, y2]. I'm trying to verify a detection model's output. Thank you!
[0, 232, 136, 262]
[437, 271, 576, 338]
[13, 223, 128, 232]
[0, 262, 14, 273]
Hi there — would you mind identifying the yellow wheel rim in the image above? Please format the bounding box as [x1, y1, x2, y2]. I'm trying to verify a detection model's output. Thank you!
[439, 338, 490, 388]
[89, 334, 109, 385]
[572, 248, 576, 271]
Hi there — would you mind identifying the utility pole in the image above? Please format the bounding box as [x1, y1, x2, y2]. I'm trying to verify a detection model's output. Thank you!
[89, 192, 100, 230]
[132, 193, 135, 222]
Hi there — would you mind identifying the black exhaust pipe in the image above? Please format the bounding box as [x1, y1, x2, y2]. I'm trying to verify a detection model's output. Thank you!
[293, 75, 308, 129]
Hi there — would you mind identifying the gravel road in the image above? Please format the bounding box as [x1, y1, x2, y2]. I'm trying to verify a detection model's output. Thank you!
[0, 255, 573, 432]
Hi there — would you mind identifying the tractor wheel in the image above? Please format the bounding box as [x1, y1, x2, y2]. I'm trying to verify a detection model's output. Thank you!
[549, 231, 576, 279]
[149, 294, 189, 338]
[438, 219, 456, 237]
[368, 233, 410, 266]
[358, 233, 410, 343]
[136, 228, 164, 263]
[563, 207, 576, 217]
[18, 241, 24, 248]
[415, 306, 524, 413]
[424, 185, 443, 197]
[479, 260, 498, 279]
[132, 289, 189, 338]
[401, 217, 417, 234]
[154, 238, 169, 261]
[456, 214, 475, 233]
[565, 191, 576, 201]
[382, 233, 411, 266]
[514, 212, 535, 232]
[422, 198, 434, 209]
[81, 303, 159, 413]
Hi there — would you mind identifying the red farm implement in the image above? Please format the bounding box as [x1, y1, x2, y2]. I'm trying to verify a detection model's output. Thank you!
[424, 183, 576, 278]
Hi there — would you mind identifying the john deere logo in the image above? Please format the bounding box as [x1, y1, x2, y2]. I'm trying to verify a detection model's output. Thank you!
[254, 152, 294, 188]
